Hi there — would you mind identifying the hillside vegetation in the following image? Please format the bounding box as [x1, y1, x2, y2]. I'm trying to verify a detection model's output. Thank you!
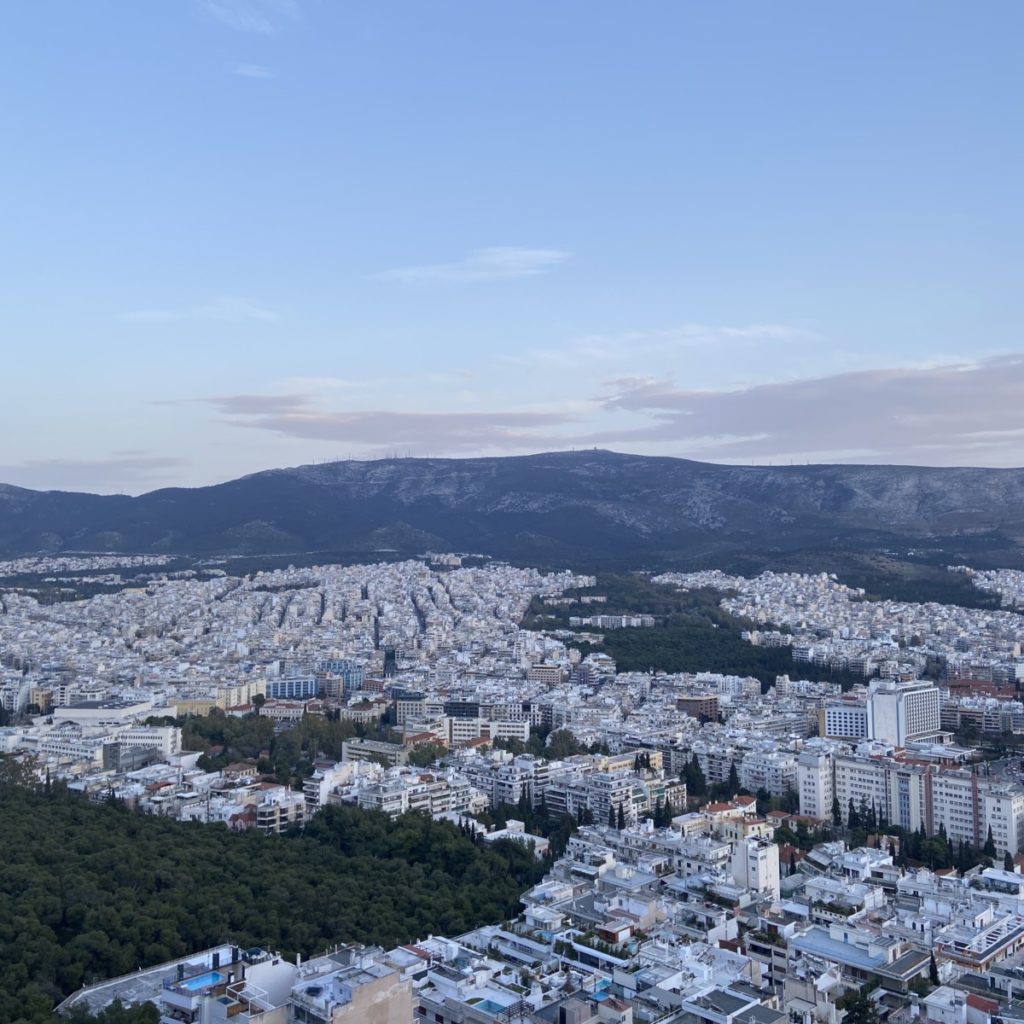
[0, 781, 544, 1024]
[525, 574, 864, 689]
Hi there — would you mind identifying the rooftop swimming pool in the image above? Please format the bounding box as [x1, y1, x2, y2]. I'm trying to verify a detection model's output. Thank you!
[181, 970, 224, 991]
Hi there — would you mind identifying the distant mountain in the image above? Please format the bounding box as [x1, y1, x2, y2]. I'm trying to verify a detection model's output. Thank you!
[2, 451, 1024, 569]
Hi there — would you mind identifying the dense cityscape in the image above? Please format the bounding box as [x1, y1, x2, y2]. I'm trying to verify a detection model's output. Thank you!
[5, 553, 1024, 1023]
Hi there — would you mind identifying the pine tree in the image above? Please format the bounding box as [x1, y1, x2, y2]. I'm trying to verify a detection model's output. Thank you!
[617, 804, 625, 830]
[831, 795, 842, 827]
[727, 760, 740, 795]
[1005, 850, 1015, 872]
[847, 798, 860, 830]
[607, 805, 616, 829]
[929, 951, 939, 985]
[984, 825, 997, 858]
[789, 850, 797, 876]
[685, 754, 706, 797]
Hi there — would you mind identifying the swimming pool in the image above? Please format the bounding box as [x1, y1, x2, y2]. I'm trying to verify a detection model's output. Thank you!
[181, 970, 224, 991]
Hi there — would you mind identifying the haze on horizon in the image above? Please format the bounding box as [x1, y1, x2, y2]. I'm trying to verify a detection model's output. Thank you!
[3, 1, 1021, 494]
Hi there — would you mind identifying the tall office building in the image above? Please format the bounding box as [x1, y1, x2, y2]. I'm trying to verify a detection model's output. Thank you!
[867, 679, 941, 745]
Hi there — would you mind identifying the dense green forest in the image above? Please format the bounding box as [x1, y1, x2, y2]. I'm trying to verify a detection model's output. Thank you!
[0, 781, 546, 1024]
[524, 574, 864, 689]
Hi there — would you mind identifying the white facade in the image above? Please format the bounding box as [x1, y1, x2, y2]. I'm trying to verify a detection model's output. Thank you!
[797, 751, 834, 820]
[867, 680, 941, 745]
[984, 789, 1024, 858]
[823, 703, 869, 740]
[730, 837, 780, 901]
[117, 724, 181, 757]
[834, 756, 889, 824]
[738, 750, 798, 797]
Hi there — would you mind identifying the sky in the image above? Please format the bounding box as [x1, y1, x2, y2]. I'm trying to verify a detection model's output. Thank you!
[2, 0, 1022, 493]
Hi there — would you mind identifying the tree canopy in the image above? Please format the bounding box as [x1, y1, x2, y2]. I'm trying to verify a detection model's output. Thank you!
[0, 782, 546, 1024]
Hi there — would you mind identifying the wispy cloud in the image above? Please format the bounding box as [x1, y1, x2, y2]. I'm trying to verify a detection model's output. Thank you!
[212, 394, 312, 415]
[199, 0, 298, 34]
[123, 295, 277, 324]
[233, 63, 274, 78]
[592, 354, 1024, 465]
[146, 353, 1024, 470]
[153, 394, 310, 414]
[374, 247, 569, 285]
[200, 393, 575, 454]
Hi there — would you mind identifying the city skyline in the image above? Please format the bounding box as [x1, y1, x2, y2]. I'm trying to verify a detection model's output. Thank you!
[3, 1, 1022, 492]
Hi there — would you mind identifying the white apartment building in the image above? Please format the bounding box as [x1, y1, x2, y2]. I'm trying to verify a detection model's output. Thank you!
[984, 788, 1024, 858]
[730, 837, 781, 901]
[823, 702, 870, 740]
[586, 771, 641, 826]
[887, 762, 930, 833]
[833, 756, 890, 824]
[930, 772, 979, 848]
[739, 750, 798, 797]
[797, 751, 835, 820]
[116, 724, 181, 758]
[814, 752, 1024, 855]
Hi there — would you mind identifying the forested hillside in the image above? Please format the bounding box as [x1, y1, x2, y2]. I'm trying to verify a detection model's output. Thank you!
[0, 782, 544, 1024]
[524, 574, 864, 689]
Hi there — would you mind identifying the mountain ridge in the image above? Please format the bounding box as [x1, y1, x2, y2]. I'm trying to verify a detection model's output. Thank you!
[2, 450, 1023, 567]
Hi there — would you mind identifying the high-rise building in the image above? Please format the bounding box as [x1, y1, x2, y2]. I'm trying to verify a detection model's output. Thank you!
[867, 679, 941, 745]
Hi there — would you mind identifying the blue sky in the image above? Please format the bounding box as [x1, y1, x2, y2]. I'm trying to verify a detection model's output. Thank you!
[2, 0, 1021, 492]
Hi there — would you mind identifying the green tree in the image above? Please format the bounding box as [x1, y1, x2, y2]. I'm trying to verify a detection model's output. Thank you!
[984, 825, 997, 858]
[407, 741, 447, 768]
[684, 754, 706, 797]
[0, 783, 552, 1024]
[652, 798, 665, 827]
[842, 989, 881, 1024]
[727, 761, 740, 796]
[546, 730, 588, 759]
[847, 798, 860, 830]
[929, 951, 940, 985]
